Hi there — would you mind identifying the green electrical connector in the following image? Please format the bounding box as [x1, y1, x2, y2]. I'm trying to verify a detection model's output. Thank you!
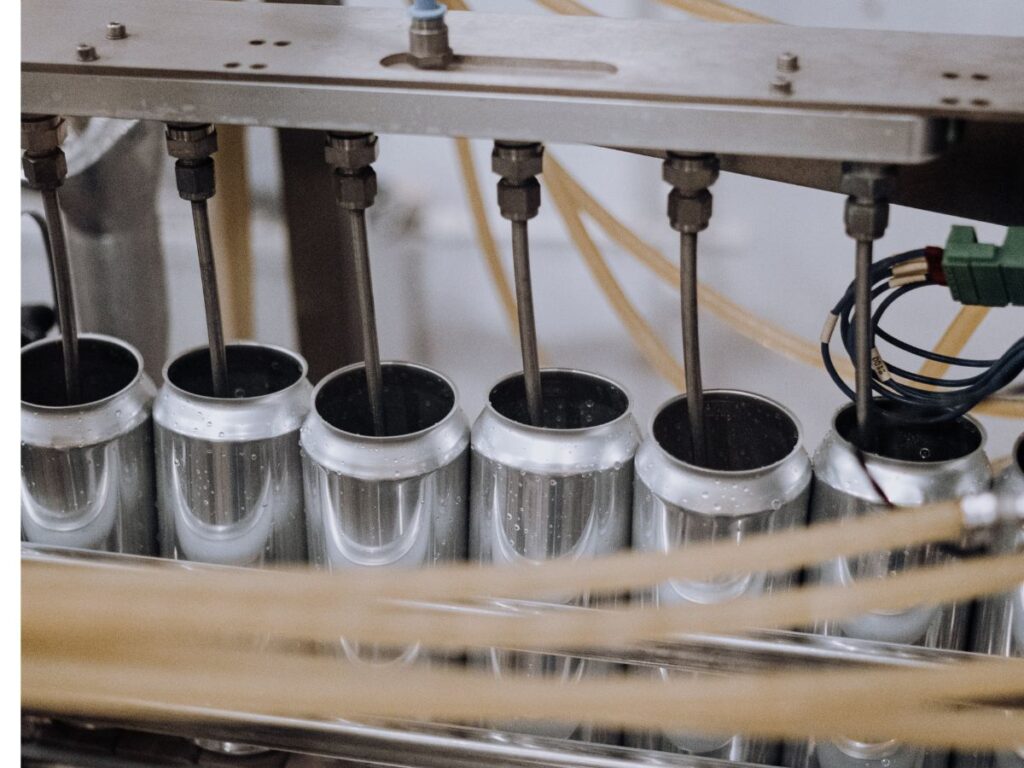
[942, 225, 1024, 307]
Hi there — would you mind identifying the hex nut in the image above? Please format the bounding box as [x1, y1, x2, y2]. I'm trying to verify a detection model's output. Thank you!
[667, 188, 713, 233]
[173, 159, 216, 202]
[165, 125, 218, 161]
[496, 178, 541, 221]
[839, 163, 897, 201]
[21, 116, 67, 154]
[409, 18, 453, 70]
[662, 154, 719, 196]
[333, 167, 378, 210]
[844, 198, 890, 240]
[21, 151, 67, 189]
[325, 133, 378, 171]
[492, 143, 544, 183]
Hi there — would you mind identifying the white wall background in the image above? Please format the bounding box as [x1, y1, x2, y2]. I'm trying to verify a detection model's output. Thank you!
[21, 0, 1024, 458]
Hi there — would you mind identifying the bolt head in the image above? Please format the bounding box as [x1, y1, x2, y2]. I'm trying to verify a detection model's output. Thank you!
[22, 151, 68, 189]
[496, 177, 541, 221]
[173, 159, 216, 202]
[491, 142, 544, 183]
[325, 133, 378, 171]
[770, 75, 793, 94]
[76, 43, 98, 62]
[662, 154, 718, 195]
[667, 188, 713, 233]
[844, 198, 890, 240]
[106, 21, 127, 40]
[333, 167, 378, 210]
[21, 115, 67, 153]
[840, 163, 898, 201]
[165, 124, 218, 160]
[776, 52, 799, 72]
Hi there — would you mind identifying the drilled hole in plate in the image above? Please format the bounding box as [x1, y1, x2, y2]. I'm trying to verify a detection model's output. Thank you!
[250, 63, 267, 70]
[224, 61, 240, 69]
[972, 73, 990, 81]
[941, 71, 959, 79]
[941, 97, 959, 105]
[971, 98, 991, 107]
[274, 40, 291, 47]
[249, 39, 265, 45]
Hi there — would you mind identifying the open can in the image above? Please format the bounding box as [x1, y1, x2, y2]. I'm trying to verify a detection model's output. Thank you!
[470, 368, 641, 741]
[628, 390, 811, 763]
[22, 333, 157, 554]
[786, 402, 991, 768]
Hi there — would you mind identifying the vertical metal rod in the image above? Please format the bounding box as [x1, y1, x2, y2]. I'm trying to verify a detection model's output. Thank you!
[40, 188, 80, 404]
[190, 200, 229, 398]
[511, 219, 543, 427]
[346, 209, 386, 436]
[854, 238, 875, 449]
[680, 231, 706, 465]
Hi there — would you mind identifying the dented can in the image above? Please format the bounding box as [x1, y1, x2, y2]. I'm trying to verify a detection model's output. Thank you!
[786, 402, 991, 768]
[154, 342, 311, 566]
[470, 368, 641, 740]
[630, 390, 811, 763]
[21, 333, 157, 554]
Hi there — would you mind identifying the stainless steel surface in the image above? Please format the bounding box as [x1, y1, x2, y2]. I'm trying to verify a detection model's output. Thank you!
[58, 118, 168, 380]
[631, 390, 811, 763]
[301, 360, 469, 664]
[793, 404, 993, 768]
[347, 208, 386, 437]
[40, 188, 81, 404]
[680, 231, 705, 464]
[511, 220, 542, 427]
[27, 1, 1024, 162]
[21, 334, 156, 554]
[189, 200, 229, 399]
[470, 368, 640, 741]
[853, 239, 873, 448]
[154, 342, 311, 566]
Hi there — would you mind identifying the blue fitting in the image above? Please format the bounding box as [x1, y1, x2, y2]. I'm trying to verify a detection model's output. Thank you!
[409, 0, 446, 21]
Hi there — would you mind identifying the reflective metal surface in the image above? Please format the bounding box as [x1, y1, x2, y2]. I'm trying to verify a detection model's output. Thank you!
[789, 403, 992, 768]
[631, 390, 811, 764]
[471, 369, 640, 741]
[21, 334, 156, 554]
[154, 342, 311, 566]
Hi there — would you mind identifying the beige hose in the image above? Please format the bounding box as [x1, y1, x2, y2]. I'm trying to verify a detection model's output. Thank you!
[656, 0, 774, 23]
[23, 637, 1024, 750]
[534, 0, 597, 15]
[919, 305, 990, 381]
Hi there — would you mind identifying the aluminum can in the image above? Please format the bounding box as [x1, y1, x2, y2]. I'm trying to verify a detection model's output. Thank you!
[154, 342, 311, 566]
[21, 333, 157, 554]
[301, 361, 470, 664]
[786, 402, 991, 768]
[629, 390, 811, 763]
[470, 368, 641, 741]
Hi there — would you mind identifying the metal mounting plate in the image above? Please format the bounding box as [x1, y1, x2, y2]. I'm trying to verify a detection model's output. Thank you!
[23, 1, 1024, 162]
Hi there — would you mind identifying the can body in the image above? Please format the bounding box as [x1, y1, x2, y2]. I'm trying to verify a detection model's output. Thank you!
[154, 343, 311, 567]
[21, 334, 157, 554]
[301, 361, 470, 664]
[470, 369, 641, 741]
[630, 390, 811, 763]
[786, 403, 991, 768]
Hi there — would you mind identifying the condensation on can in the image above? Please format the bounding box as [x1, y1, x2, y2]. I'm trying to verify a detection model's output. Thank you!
[154, 342, 311, 567]
[21, 333, 157, 554]
[470, 368, 640, 741]
[629, 390, 811, 763]
[786, 402, 992, 768]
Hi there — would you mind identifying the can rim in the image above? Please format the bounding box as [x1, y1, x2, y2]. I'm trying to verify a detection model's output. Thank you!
[648, 388, 805, 476]
[829, 400, 987, 467]
[483, 367, 634, 435]
[160, 340, 309, 404]
[310, 359, 461, 442]
[1014, 431, 1024, 475]
[21, 332, 145, 411]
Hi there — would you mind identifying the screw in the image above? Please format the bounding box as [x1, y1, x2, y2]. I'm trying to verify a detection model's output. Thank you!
[76, 43, 98, 62]
[106, 21, 127, 40]
[776, 52, 799, 72]
[770, 75, 793, 94]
